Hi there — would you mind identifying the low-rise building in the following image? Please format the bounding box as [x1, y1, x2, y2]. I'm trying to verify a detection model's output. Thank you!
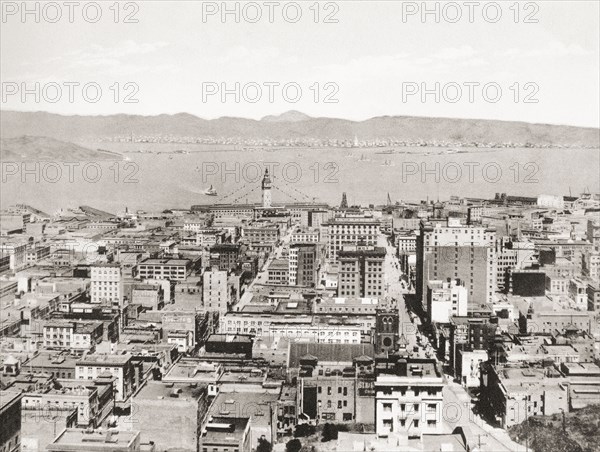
[481, 364, 568, 429]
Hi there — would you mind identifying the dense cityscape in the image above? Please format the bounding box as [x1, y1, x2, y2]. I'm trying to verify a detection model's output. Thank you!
[1, 170, 600, 452]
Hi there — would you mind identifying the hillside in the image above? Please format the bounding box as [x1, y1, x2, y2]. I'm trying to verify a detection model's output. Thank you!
[508, 404, 600, 452]
[0, 136, 123, 160]
[1, 110, 598, 147]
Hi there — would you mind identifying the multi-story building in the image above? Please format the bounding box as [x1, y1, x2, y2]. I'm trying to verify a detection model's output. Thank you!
[325, 215, 379, 263]
[0, 240, 28, 271]
[21, 380, 102, 427]
[587, 218, 600, 250]
[297, 354, 375, 424]
[426, 279, 468, 323]
[75, 354, 136, 402]
[289, 243, 318, 287]
[416, 218, 496, 312]
[481, 364, 568, 428]
[337, 246, 385, 298]
[90, 264, 123, 307]
[266, 258, 289, 285]
[221, 312, 363, 344]
[131, 284, 164, 310]
[587, 282, 600, 312]
[290, 228, 320, 244]
[209, 243, 242, 272]
[242, 222, 280, 254]
[203, 268, 229, 313]
[0, 391, 22, 452]
[43, 320, 104, 352]
[136, 258, 192, 281]
[375, 357, 445, 438]
[25, 244, 51, 264]
[569, 278, 589, 308]
[582, 251, 600, 281]
[394, 231, 417, 253]
[495, 238, 537, 292]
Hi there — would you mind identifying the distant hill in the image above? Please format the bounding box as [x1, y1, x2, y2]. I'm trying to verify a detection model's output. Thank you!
[261, 110, 312, 122]
[0, 136, 123, 160]
[1, 110, 598, 147]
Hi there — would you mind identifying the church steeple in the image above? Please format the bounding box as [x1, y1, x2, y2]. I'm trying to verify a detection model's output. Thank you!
[340, 192, 348, 209]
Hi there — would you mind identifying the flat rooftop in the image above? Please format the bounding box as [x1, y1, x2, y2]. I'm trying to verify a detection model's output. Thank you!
[201, 417, 249, 444]
[47, 429, 139, 451]
[77, 354, 131, 366]
[0, 390, 22, 412]
[139, 258, 190, 266]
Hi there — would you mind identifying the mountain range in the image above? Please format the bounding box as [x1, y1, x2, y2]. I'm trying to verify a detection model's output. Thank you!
[1, 110, 598, 147]
[0, 136, 122, 160]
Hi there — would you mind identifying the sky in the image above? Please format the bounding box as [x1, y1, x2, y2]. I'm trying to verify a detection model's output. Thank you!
[1, 1, 599, 127]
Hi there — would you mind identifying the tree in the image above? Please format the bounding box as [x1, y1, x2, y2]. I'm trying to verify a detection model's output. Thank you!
[286, 438, 302, 452]
[257, 437, 272, 452]
[321, 423, 339, 442]
[294, 423, 316, 437]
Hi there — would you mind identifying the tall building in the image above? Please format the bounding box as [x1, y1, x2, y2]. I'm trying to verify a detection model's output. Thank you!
[289, 243, 318, 287]
[338, 246, 386, 298]
[0, 391, 22, 452]
[262, 168, 272, 208]
[416, 218, 496, 312]
[203, 268, 229, 314]
[90, 264, 123, 307]
[325, 215, 379, 262]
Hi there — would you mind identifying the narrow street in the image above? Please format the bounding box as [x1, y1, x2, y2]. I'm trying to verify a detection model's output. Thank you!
[443, 380, 529, 452]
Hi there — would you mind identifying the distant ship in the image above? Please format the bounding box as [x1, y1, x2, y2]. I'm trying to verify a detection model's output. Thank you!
[204, 185, 217, 196]
[358, 154, 371, 162]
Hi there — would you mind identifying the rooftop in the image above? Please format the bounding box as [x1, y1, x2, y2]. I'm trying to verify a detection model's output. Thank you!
[201, 417, 250, 444]
[47, 429, 139, 451]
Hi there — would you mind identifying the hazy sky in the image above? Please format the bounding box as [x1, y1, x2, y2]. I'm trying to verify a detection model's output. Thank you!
[1, 1, 599, 127]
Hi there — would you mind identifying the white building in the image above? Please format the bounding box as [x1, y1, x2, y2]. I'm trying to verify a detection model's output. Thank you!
[325, 215, 379, 262]
[203, 268, 229, 313]
[375, 359, 445, 438]
[90, 264, 122, 307]
[426, 279, 468, 323]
